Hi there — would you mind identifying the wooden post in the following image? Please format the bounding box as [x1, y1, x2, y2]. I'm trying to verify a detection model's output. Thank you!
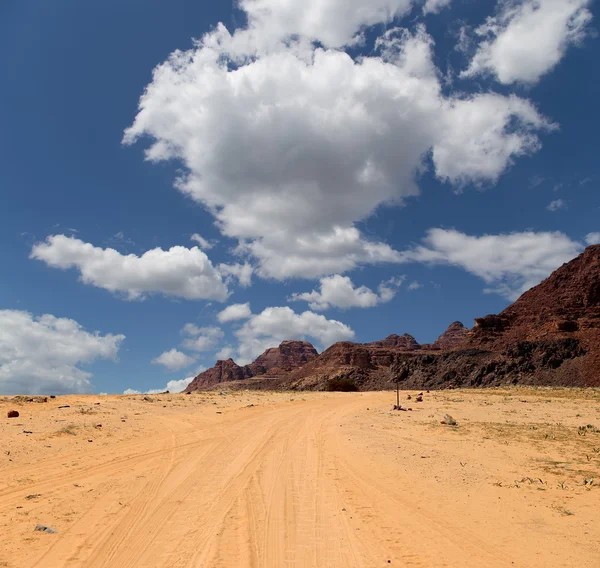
[396, 379, 400, 409]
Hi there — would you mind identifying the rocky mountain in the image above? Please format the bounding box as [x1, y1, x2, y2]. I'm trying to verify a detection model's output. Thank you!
[185, 359, 252, 391]
[290, 246, 600, 390]
[247, 340, 318, 376]
[431, 321, 469, 350]
[186, 245, 600, 392]
[367, 334, 420, 350]
[185, 340, 318, 392]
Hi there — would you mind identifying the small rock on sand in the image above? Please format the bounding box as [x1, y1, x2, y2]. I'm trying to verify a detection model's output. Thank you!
[7, 410, 19, 418]
[441, 414, 457, 426]
[34, 524, 57, 534]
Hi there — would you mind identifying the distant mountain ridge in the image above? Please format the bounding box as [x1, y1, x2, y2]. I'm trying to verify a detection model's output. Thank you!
[186, 340, 318, 392]
[186, 245, 600, 392]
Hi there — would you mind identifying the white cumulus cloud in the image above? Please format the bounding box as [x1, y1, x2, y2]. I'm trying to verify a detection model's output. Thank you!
[0, 310, 124, 395]
[289, 274, 404, 310]
[585, 232, 600, 245]
[217, 303, 253, 323]
[240, 0, 415, 48]
[124, 373, 203, 395]
[462, 0, 592, 85]
[123, 22, 551, 280]
[151, 349, 196, 371]
[401, 228, 582, 300]
[181, 325, 224, 352]
[31, 235, 229, 302]
[423, 0, 452, 15]
[215, 345, 236, 360]
[218, 262, 254, 287]
[235, 306, 354, 364]
[191, 233, 215, 249]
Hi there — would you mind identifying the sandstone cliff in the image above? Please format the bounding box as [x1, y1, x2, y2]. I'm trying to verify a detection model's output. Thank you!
[186, 340, 318, 392]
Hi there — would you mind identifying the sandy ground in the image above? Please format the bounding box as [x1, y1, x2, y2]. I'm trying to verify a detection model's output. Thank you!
[1, 389, 600, 568]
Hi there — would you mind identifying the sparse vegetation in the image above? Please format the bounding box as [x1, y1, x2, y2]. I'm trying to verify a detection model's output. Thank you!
[552, 505, 574, 516]
[56, 424, 78, 436]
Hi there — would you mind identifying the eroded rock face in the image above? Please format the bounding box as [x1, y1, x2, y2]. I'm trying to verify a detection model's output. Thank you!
[367, 334, 420, 350]
[285, 246, 600, 390]
[247, 340, 318, 376]
[186, 341, 318, 391]
[431, 322, 469, 350]
[188, 246, 600, 391]
[186, 359, 252, 391]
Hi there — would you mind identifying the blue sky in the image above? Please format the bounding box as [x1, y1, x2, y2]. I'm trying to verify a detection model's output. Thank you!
[1, 0, 598, 395]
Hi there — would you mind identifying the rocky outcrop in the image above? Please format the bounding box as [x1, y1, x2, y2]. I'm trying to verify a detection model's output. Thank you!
[367, 334, 420, 350]
[468, 245, 600, 350]
[188, 245, 600, 392]
[247, 340, 318, 376]
[186, 341, 318, 391]
[431, 322, 469, 350]
[186, 359, 252, 391]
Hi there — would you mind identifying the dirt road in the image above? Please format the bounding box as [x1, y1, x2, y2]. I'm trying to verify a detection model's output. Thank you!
[1, 390, 599, 567]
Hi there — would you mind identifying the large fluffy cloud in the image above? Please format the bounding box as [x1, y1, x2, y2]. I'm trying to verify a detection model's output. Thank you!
[31, 235, 229, 301]
[123, 22, 552, 280]
[401, 228, 582, 299]
[240, 0, 414, 48]
[462, 0, 592, 85]
[0, 310, 124, 395]
[234, 306, 355, 364]
[289, 274, 404, 310]
[151, 349, 196, 371]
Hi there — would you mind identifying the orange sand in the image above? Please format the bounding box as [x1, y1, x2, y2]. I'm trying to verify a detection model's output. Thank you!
[1, 388, 599, 567]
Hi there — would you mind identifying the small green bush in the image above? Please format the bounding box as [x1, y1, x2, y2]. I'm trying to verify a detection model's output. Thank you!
[326, 377, 359, 392]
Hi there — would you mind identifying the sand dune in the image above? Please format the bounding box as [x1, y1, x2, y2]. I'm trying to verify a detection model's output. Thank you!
[1, 389, 599, 567]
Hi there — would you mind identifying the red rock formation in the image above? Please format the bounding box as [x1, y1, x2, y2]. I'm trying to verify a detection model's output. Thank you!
[189, 246, 600, 391]
[468, 245, 600, 350]
[186, 341, 318, 391]
[367, 334, 420, 350]
[186, 359, 251, 391]
[287, 246, 600, 390]
[431, 322, 469, 350]
[247, 340, 318, 376]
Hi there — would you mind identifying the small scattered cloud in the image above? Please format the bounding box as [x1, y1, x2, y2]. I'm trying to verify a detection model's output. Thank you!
[191, 233, 216, 249]
[181, 325, 224, 352]
[215, 345, 236, 360]
[289, 275, 404, 311]
[547, 199, 566, 211]
[217, 303, 253, 323]
[529, 175, 545, 188]
[423, 0, 452, 15]
[408, 281, 423, 290]
[585, 232, 600, 245]
[151, 349, 196, 371]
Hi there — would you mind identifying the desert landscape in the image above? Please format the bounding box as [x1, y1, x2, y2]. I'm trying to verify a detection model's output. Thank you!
[2, 388, 600, 567]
